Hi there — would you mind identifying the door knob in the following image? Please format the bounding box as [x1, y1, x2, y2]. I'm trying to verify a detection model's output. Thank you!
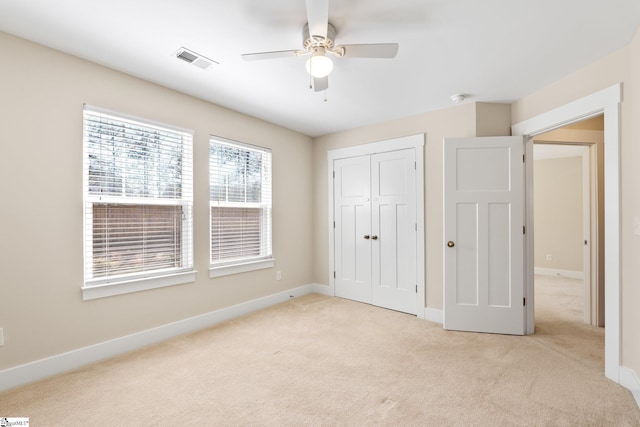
[364, 235, 370, 240]
[447, 241, 455, 248]
[371, 235, 378, 240]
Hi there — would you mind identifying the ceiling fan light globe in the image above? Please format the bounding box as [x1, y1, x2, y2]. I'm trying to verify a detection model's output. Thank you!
[306, 55, 333, 78]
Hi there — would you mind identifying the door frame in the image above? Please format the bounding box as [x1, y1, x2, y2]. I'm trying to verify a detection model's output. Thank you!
[327, 134, 425, 317]
[512, 83, 621, 383]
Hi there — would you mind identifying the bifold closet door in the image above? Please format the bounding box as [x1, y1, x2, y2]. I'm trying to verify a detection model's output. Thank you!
[371, 149, 417, 314]
[334, 149, 417, 315]
[334, 155, 372, 304]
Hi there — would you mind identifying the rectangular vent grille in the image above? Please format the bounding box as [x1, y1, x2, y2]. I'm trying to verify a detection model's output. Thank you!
[177, 50, 198, 63]
[175, 47, 218, 70]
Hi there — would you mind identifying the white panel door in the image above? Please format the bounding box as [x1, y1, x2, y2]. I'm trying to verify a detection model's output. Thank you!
[334, 155, 372, 304]
[443, 136, 525, 335]
[371, 150, 417, 314]
[334, 149, 417, 314]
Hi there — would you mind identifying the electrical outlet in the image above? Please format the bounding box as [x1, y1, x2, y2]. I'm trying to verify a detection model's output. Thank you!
[276, 271, 282, 281]
[0, 328, 4, 346]
[546, 254, 553, 262]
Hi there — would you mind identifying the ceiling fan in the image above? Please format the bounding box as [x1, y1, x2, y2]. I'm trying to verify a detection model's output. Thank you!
[241, 0, 399, 92]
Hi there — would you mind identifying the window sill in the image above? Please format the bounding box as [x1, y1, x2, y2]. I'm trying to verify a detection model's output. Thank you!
[82, 270, 196, 301]
[209, 258, 275, 278]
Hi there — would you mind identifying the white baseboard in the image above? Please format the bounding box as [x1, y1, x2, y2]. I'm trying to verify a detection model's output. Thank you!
[312, 283, 334, 296]
[424, 307, 443, 324]
[620, 366, 640, 409]
[534, 267, 584, 280]
[0, 284, 315, 393]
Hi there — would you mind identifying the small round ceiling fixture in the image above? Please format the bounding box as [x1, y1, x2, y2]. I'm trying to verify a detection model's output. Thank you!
[450, 94, 466, 104]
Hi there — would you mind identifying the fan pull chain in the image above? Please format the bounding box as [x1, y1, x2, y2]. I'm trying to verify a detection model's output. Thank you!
[324, 90, 328, 102]
[309, 72, 313, 90]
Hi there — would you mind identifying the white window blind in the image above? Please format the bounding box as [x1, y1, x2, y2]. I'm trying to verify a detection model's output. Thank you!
[83, 105, 194, 286]
[209, 137, 272, 267]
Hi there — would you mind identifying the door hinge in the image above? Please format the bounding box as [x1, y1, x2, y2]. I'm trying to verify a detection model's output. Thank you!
[333, 171, 335, 178]
[415, 284, 418, 293]
[414, 161, 417, 170]
[523, 154, 525, 163]
[523, 297, 526, 306]
[523, 226, 526, 235]
[333, 271, 336, 279]
[333, 221, 335, 229]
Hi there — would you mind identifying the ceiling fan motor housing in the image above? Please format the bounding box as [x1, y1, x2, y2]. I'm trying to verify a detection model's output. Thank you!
[303, 22, 337, 50]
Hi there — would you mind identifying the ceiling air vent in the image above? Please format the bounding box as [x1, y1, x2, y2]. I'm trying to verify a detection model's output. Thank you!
[175, 47, 218, 70]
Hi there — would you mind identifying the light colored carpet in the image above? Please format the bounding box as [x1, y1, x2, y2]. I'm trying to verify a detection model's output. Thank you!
[1, 277, 639, 426]
[534, 274, 604, 373]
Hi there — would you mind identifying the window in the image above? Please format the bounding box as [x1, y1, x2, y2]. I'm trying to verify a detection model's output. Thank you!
[209, 137, 273, 276]
[82, 105, 194, 299]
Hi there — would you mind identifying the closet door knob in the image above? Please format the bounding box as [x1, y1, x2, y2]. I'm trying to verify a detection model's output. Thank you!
[363, 235, 370, 240]
[371, 235, 378, 240]
[447, 241, 455, 248]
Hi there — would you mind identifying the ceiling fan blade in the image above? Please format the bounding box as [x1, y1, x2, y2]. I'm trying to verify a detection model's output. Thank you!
[241, 50, 301, 61]
[305, 0, 329, 39]
[314, 76, 328, 92]
[340, 43, 399, 59]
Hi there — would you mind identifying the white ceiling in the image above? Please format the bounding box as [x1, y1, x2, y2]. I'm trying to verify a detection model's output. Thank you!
[1, 0, 639, 137]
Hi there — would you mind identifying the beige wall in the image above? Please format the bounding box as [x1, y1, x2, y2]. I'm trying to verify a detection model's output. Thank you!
[512, 29, 640, 376]
[0, 32, 314, 370]
[534, 156, 584, 272]
[564, 116, 605, 131]
[476, 102, 513, 137]
[312, 102, 511, 310]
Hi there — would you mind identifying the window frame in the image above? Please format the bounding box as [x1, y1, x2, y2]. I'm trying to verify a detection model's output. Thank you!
[82, 104, 195, 300]
[208, 136, 274, 278]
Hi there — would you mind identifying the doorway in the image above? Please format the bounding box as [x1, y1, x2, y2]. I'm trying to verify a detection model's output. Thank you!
[533, 143, 588, 324]
[532, 132, 606, 372]
[531, 115, 605, 327]
[512, 83, 621, 383]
